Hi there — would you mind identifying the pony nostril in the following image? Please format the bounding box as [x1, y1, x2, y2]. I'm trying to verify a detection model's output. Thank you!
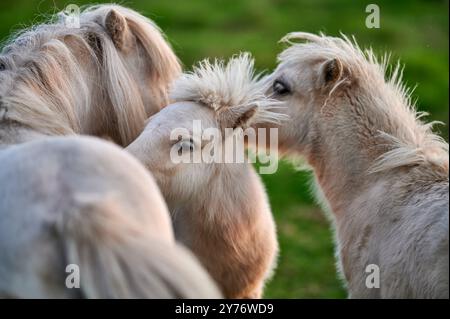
[0, 62, 6, 71]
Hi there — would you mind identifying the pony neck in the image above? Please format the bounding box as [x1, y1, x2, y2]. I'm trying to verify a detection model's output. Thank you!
[307, 80, 448, 218]
[308, 142, 375, 218]
[306, 87, 421, 218]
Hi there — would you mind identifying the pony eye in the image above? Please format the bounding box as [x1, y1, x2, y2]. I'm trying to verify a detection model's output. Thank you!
[273, 80, 291, 95]
[0, 62, 6, 71]
[177, 138, 194, 156]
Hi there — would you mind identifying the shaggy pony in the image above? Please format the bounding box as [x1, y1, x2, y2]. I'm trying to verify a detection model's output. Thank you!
[0, 4, 181, 146]
[265, 32, 448, 298]
[0, 5, 219, 298]
[128, 54, 283, 298]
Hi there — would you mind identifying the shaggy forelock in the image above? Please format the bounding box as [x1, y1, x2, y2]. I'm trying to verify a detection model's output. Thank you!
[170, 53, 286, 127]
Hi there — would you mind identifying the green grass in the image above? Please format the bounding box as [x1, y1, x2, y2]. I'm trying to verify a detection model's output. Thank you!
[0, 0, 447, 298]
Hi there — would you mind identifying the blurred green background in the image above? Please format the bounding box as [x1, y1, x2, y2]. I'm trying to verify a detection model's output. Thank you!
[1, 0, 447, 298]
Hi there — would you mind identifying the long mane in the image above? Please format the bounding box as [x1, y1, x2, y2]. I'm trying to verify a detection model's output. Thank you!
[0, 4, 181, 145]
[280, 32, 448, 173]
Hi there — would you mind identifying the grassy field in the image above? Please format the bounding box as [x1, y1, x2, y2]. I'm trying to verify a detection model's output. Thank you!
[0, 0, 447, 298]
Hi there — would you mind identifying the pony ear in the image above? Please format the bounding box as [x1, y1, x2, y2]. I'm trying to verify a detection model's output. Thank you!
[104, 9, 134, 51]
[319, 58, 343, 86]
[220, 104, 258, 130]
[233, 105, 257, 129]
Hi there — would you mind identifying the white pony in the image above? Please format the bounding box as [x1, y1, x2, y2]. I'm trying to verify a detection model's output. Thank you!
[127, 54, 282, 298]
[264, 32, 449, 298]
[0, 136, 220, 298]
[0, 5, 220, 298]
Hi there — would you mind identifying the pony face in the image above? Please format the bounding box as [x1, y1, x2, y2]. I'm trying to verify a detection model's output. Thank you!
[267, 32, 449, 175]
[128, 102, 224, 203]
[130, 104, 285, 210]
[265, 37, 347, 152]
[127, 54, 285, 205]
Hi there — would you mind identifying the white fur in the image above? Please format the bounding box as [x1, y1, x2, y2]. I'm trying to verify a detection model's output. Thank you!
[269, 32, 448, 298]
[128, 55, 279, 298]
[0, 5, 219, 298]
[0, 4, 181, 146]
[0, 136, 221, 298]
[170, 53, 286, 126]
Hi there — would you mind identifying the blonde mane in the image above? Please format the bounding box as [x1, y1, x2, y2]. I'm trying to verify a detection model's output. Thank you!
[81, 4, 181, 107]
[170, 53, 286, 127]
[280, 32, 448, 173]
[0, 4, 181, 145]
[1, 27, 91, 136]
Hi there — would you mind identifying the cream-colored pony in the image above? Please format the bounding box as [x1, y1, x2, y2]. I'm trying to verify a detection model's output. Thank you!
[0, 5, 220, 298]
[128, 54, 282, 298]
[0, 136, 220, 298]
[265, 32, 449, 298]
[0, 4, 181, 146]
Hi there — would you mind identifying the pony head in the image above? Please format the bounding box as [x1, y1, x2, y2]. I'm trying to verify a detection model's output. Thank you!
[0, 4, 181, 145]
[265, 32, 448, 172]
[79, 5, 181, 118]
[128, 53, 284, 204]
[127, 55, 280, 299]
